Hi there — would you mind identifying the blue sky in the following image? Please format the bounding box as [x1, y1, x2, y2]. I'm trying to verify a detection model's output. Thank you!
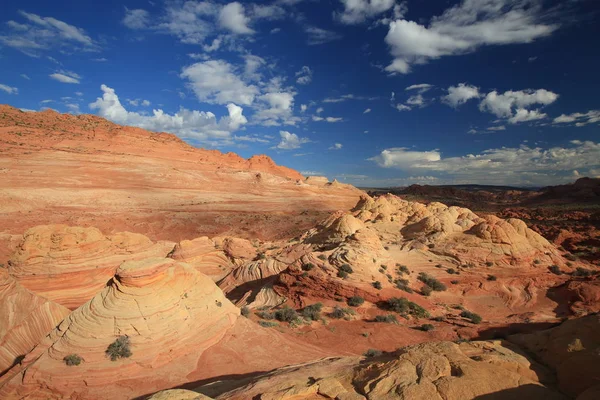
[1, 0, 599, 187]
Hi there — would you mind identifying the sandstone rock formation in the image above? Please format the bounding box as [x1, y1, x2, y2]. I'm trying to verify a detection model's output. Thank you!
[0, 269, 70, 374]
[0, 105, 362, 247]
[7, 225, 175, 309]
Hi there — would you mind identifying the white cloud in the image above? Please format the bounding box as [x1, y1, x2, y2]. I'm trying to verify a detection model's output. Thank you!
[442, 83, 480, 108]
[305, 26, 342, 45]
[300, 104, 308, 113]
[49, 70, 81, 84]
[335, 0, 397, 24]
[405, 83, 433, 93]
[89, 84, 247, 145]
[127, 98, 151, 107]
[142, 100, 151, 107]
[203, 37, 222, 52]
[487, 125, 506, 131]
[479, 89, 558, 121]
[219, 2, 254, 34]
[316, 107, 324, 114]
[274, 130, 311, 150]
[93, 58, 108, 62]
[0, 84, 18, 94]
[406, 94, 424, 107]
[369, 140, 600, 186]
[395, 103, 411, 111]
[181, 60, 259, 105]
[384, 0, 558, 73]
[329, 143, 343, 150]
[20, 74, 31, 80]
[122, 8, 150, 29]
[363, 108, 371, 114]
[0, 11, 98, 56]
[270, 28, 281, 34]
[326, 117, 343, 122]
[295, 66, 313, 85]
[301, 170, 324, 175]
[75, 91, 83, 96]
[65, 103, 80, 114]
[553, 110, 600, 126]
[254, 91, 297, 126]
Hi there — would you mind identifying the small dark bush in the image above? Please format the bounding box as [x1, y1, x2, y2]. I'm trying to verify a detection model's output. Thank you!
[485, 261, 494, 267]
[274, 306, 298, 322]
[421, 285, 432, 296]
[387, 297, 429, 318]
[372, 281, 382, 290]
[258, 320, 279, 328]
[564, 254, 577, 261]
[460, 310, 482, 324]
[375, 314, 398, 323]
[241, 306, 250, 318]
[364, 349, 382, 357]
[64, 354, 82, 366]
[317, 254, 327, 261]
[255, 252, 266, 260]
[330, 306, 352, 319]
[451, 280, 459, 285]
[533, 259, 541, 265]
[348, 296, 365, 307]
[419, 324, 435, 332]
[302, 303, 323, 321]
[338, 270, 349, 279]
[106, 336, 132, 361]
[395, 278, 413, 293]
[418, 272, 446, 291]
[566, 261, 573, 267]
[256, 310, 274, 320]
[487, 275, 497, 281]
[446, 268, 457, 275]
[427, 243, 435, 249]
[339, 264, 354, 274]
[302, 263, 314, 271]
[397, 265, 410, 275]
[432, 316, 445, 322]
[572, 267, 592, 277]
[549, 265, 562, 275]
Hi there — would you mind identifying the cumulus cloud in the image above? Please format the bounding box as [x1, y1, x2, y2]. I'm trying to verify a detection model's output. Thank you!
[274, 130, 311, 150]
[335, 0, 397, 24]
[181, 60, 259, 105]
[122, 8, 150, 29]
[305, 26, 342, 45]
[384, 0, 558, 74]
[219, 2, 254, 34]
[553, 110, 600, 127]
[0, 84, 18, 94]
[406, 94, 425, 107]
[442, 83, 480, 108]
[395, 104, 411, 111]
[295, 66, 313, 85]
[49, 70, 81, 84]
[369, 140, 600, 186]
[89, 84, 247, 145]
[329, 143, 343, 150]
[479, 88, 558, 122]
[0, 11, 98, 56]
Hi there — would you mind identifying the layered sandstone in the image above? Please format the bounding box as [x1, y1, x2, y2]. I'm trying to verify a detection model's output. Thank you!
[7, 225, 175, 309]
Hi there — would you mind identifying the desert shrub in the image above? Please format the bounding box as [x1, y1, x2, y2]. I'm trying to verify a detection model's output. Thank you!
[397, 265, 410, 275]
[446, 268, 457, 275]
[301, 272, 309, 278]
[372, 281, 382, 290]
[375, 314, 398, 324]
[487, 275, 497, 281]
[379, 268, 385, 273]
[339, 264, 354, 274]
[106, 336, 132, 361]
[450, 280, 459, 285]
[381, 265, 387, 270]
[338, 270, 349, 279]
[418, 273, 446, 292]
[330, 306, 353, 319]
[533, 259, 541, 265]
[549, 265, 562, 275]
[386, 297, 429, 318]
[421, 285, 432, 297]
[485, 261, 494, 267]
[572, 267, 592, 277]
[460, 310, 482, 324]
[395, 278, 413, 293]
[348, 296, 365, 307]
[302, 263, 315, 271]
[256, 311, 274, 320]
[64, 354, 82, 366]
[241, 306, 250, 318]
[364, 349, 382, 357]
[565, 254, 577, 261]
[432, 316, 445, 322]
[419, 324, 435, 332]
[427, 243, 435, 249]
[302, 303, 323, 321]
[274, 306, 298, 322]
[258, 320, 279, 328]
[317, 254, 327, 261]
[435, 264, 443, 269]
[255, 252, 266, 260]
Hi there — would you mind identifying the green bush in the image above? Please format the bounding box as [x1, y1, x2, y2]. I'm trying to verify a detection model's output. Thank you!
[330, 306, 353, 319]
[375, 314, 398, 324]
[485, 261, 494, 267]
[487, 275, 497, 281]
[533, 259, 541, 265]
[302, 303, 323, 321]
[364, 349, 382, 357]
[64, 354, 82, 366]
[317, 254, 327, 261]
[460, 310, 482, 324]
[258, 320, 279, 328]
[337, 270, 349, 279]
[446, 268, 457, 275]
[372, 281, 382, 290]
[395, 278, 413, 293]
[549, 265, 562, 275]
[106, 336, 132, 361]
[387, 297, 429, 318]
[572, 267, 592, 277]
[241, 306, 250, 318]
[302, 263, 315, 271]
[274, 306, 298, 322]
[419, 324, 435, 332]
[256, 310, 274, 320]
[347, 296, 365, 307]
[397, 265, 410, 275]
[418, 272, 446, 291]
[421, 285, 432, 296]
[339, 264, 353, 274]
[565, 253, 577, 261]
